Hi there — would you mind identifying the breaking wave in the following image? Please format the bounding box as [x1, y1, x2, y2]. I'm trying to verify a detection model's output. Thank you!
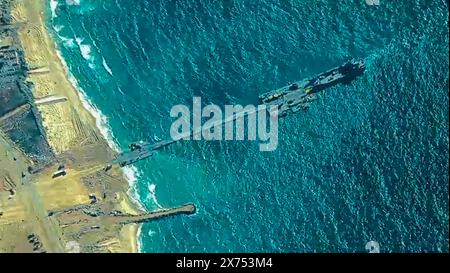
[50, 0, 58, 19]
[75, 37, 92, 61]
[102, 57, 114, 76]
[148, 184, 163, 209]
[51, 35, 146, 219]
[65, 0, 81, 6]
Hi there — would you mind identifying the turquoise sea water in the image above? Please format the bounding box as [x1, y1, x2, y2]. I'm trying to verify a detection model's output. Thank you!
[46, 0, 448, 252]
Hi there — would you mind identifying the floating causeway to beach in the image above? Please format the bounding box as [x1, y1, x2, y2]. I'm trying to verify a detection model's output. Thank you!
[111, 59, 366, 169]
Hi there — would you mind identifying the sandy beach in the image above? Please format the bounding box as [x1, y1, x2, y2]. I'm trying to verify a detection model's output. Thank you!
[0, 0, 142, 252]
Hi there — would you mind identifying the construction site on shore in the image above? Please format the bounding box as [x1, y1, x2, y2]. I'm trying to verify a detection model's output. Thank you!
[1, 0, 195, 253]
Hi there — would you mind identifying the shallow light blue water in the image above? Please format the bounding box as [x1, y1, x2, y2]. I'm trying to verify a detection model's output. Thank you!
[47, 0, 448, 252]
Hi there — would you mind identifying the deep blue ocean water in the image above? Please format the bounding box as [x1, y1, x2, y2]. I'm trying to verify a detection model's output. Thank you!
[47, 0, 448, 252]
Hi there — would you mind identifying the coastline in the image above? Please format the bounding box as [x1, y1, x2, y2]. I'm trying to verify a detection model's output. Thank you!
[45, 17, 146, 215]
[9, 0, 142, 252]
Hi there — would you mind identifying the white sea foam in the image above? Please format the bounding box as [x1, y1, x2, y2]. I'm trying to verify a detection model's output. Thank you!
[148, 183, 163, 209]
[52, 25, 145, 253]
[136, 225, 143, 252]
[117, 86, 125, 95]
[102, 57, 114, 76]
[75, 37, 93, 61]
[50, 0, 58, 19]
[62, 60, 119, 151]
[53, 25, 76, 48]
[53, 24, 64, 32]
[123, 165, 146, 211]
[59, 35, 76, 48]
[57, 47, 146, 214]
[66, 0, 81, 5]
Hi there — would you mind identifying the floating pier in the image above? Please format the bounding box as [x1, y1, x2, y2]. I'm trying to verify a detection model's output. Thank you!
[110, 59, 366, 169]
